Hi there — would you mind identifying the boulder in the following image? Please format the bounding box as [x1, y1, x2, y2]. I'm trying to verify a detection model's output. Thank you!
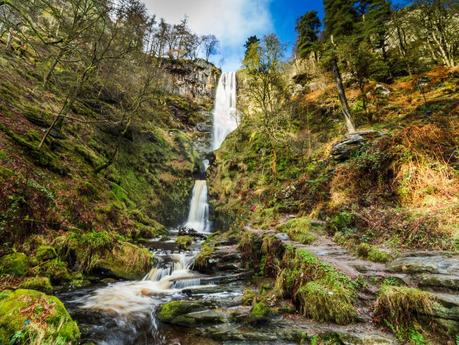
[0, 289, 80, 344]
[156, 300, 213, 325]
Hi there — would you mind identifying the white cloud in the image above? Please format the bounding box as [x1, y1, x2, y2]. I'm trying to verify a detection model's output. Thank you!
[142, 0, 273, 71]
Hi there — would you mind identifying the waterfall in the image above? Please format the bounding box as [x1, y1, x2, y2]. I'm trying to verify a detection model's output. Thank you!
[212, 71, 238, 150]
[184, 180, 210, 233]
[76, 71, 239, 339]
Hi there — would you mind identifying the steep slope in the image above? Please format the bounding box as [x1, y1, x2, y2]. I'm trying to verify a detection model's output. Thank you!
[0, 50, 220, 289]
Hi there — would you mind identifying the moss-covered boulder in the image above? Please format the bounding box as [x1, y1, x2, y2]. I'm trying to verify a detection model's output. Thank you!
[96, 242, 153, 280]
[19, 276, 53, 294]
[156, 300, 210, 325]
[0, 252, 29, 277]
[0, 289, 80, 344]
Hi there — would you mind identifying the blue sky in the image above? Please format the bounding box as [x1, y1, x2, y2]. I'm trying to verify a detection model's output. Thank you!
[270, 0, 324, 58]
[143, 0, 325, 71]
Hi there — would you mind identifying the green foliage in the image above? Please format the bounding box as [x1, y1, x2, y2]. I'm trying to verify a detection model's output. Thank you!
[248, 301, 270, 323]
[175, 236, 193, 250]
[36, 245, 57, 262]
[0, 252, 29, 277]
[296, 11, 321, 59]
[193, 243, 214, 272]
[296, 279, 357, 325]
[330, 211, 354, 234]
[19, 277, 53, 294]
[277, 217, 317, 244]
[356, 243, 392, 263]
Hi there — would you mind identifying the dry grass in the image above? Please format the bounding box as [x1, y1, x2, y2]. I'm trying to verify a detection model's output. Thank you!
[375, 286, 436, 330]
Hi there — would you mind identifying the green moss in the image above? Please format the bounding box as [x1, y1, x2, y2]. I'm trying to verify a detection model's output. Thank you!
[19, 276, 53, 294]
[176, 236, 193, 250]
[0, 289, 80, 344]
[277, 217, 317, 244]
[36, 245, 57, 262]
[357, 243, 392, 263]
[297, 280, 357, 324]
[156, 300, 206, 323]
[0, 124, 67, 175]
[248, 301, 270, 323]
[193, 244, 214, 272]
[40, 258, 71, 284]
[0, 252, 29, 277]
[272, 246, 357, 325]
[96, 242, 153, 280]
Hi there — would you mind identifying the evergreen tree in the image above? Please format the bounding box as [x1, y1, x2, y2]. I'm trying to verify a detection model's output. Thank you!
[295, 11, 321, 60]
[323, 0, 356, 133]
[244, 35, 260, 59]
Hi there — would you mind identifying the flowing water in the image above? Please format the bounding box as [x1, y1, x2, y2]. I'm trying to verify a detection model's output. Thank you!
[184, 180, 210, 233]
[61, 72, 239, 344]
[212, 72, 238, 150]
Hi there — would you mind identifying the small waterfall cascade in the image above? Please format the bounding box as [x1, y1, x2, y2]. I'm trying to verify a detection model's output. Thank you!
[184, 180, 210, 233]
[212, 71, 238, 150]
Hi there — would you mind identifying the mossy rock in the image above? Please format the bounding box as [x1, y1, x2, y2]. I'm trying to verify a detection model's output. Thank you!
[297, 280, 357, 325]
[36, 245, 57, 262]
[357, 243, 391, 263]
[0, 252, 29, 277]
[176, 236, 193, 250]
[248, 301, 270, 324]
[0, 289, 80, 344]
[193, 244, 214, 272]
[39, 258, 72, 284]
[96, 242, 153, 280]
[19, 276, 53, 294]
[156, 300, 210, 324]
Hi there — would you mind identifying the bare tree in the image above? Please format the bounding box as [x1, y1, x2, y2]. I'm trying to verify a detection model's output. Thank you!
[201, 34, 219, 61]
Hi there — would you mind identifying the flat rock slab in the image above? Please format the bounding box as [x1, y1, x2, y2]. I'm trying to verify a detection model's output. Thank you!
[387, 255, 459, 275]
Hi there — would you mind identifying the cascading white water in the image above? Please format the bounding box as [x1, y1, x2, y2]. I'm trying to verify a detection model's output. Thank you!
[77, 71, 239, 340]
[80, 254, 204, 321]
[184, 180, 209, 233]
[212, 71, 238, 150]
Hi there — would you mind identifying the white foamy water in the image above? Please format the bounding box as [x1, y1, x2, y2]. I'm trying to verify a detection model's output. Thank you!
[212, 71, 238, 150]
[80, 254, 202, 321]
[184, 180, 210, 233]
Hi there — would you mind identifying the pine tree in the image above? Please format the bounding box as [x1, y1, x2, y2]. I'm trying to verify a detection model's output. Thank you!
[295, 11, 321, 60]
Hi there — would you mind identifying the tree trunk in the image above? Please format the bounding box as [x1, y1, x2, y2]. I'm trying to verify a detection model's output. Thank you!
[331, 57, 355, 134]
[5, 27, 13, 51]
[43, 54, 61, 88]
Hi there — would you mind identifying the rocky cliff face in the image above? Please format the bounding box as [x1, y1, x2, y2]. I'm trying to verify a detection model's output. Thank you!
[163, 58, 221, 101]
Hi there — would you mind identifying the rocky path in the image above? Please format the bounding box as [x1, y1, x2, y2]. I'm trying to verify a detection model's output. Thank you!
[246, 225, 459, 342]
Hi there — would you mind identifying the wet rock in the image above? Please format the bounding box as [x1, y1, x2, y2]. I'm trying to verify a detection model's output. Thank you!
[275, 233, 290, 241]
[173, 309, 226, 326]
[337, 332, 396, 345]
[156, 300, 213, 325]
[418, 274, 459, 291]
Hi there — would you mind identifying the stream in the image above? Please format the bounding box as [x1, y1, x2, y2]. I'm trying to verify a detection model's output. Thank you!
[60, 72, 244, 345]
